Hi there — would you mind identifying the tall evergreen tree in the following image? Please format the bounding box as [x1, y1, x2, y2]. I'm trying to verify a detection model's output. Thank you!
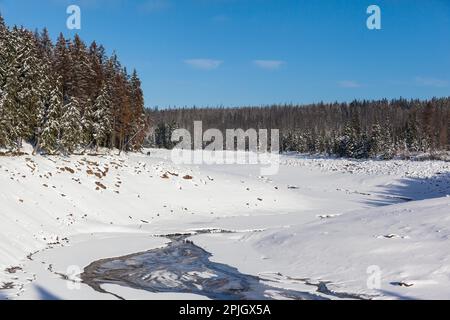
[35, 28, 53, 61]
[81, 99, 95, 147]
[1, 29, 22, 149]
[0, 89, 11, 148]
[129, 70, 147, 150]
[0, 13, 8, 88]
[38, 80, 63, 154]
[93, 84, 113, 148]
[69, 35, 95, 110]
[54, 33, 72, 102]
[60, 97, 83, 153]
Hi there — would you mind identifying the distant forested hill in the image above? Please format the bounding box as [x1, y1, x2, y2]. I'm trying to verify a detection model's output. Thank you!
[148, 98, 450, 159]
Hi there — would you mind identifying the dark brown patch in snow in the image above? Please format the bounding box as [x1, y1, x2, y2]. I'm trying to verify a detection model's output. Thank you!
[95, 182, 107, 190]
[64, 167, 75, 174]
[5, 266, 22, 274]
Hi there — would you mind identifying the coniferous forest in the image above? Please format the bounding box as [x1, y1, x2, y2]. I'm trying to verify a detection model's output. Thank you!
[1, 13, 449, 160]
[0, 14, 148, 154]
[149, 98, 450, 159]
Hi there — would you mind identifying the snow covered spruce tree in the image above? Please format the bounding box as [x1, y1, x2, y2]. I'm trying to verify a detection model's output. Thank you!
[5, 28, 47, 148]
[368, 123, 383, 157]
[81, 99, 95, 147]
[0, 14, 7, 87]
[37, 79, 63, 154]
[335, 117, 369, 159]
[0, 50, 21, 149]
[92, 84, 113, 149]
[60, 97, 83, 154]
[0, 103, 4, 149]
[0, 12, 149, 154]
[128, 70, 147, 150]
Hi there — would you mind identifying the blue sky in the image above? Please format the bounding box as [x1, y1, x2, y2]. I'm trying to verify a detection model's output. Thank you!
[0, 0, 449, 108]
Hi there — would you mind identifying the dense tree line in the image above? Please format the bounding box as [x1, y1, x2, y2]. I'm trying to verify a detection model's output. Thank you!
[148, 98, 450, 159]
[0, 14, 148, 154]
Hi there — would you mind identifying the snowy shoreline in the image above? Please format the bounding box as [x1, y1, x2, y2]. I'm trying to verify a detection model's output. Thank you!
[1, 149, 449, 300]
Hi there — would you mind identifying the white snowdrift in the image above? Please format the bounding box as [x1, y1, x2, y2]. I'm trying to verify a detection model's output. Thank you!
[194, 196, 450, 300]
[0, 149, 449, 300]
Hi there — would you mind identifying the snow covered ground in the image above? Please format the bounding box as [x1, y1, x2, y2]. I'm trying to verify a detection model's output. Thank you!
[0, 148, 449, 300]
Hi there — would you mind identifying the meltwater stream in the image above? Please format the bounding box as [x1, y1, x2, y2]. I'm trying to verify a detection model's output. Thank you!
[81, 233, 327, 300]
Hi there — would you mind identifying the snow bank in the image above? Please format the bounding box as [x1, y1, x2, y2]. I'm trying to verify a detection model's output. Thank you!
[0, 149, 449, 299]
[0, 150, 305, 289]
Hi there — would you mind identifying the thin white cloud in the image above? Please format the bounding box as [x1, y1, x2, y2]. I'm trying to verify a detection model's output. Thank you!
[253, 60, 285, 70]
[184, 59, 223, 70]
[338, 80, 362, 88]
[415, 76, 448, 88]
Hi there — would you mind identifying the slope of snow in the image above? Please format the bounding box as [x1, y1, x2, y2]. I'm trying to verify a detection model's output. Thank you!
[193, 197, 450, 300]
[0, 149, 449, 300]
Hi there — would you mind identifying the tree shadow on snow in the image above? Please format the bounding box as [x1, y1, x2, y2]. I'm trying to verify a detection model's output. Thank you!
[34, 285, 61, 300]
[0, 291, 7, 300]
[378, 289, 418, 300]
[365, 172, 450, 207]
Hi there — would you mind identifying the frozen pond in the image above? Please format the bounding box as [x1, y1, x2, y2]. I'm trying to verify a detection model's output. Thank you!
[81, 233, 327, 300]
